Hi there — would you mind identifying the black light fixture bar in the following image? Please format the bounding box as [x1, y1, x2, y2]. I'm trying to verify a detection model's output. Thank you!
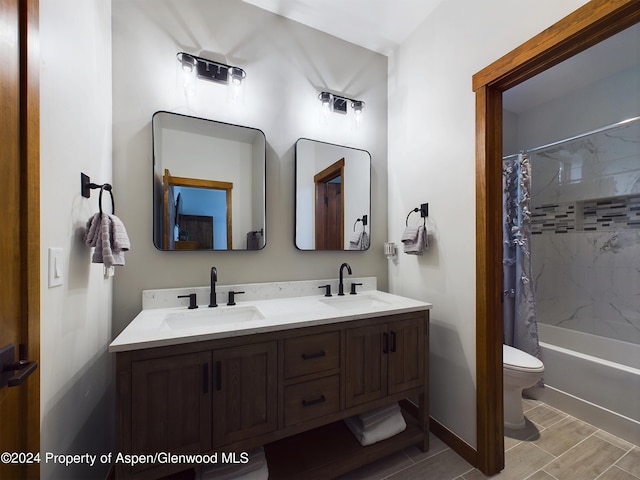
[318, 91, 365, 115]
[177, 52, 246, 85]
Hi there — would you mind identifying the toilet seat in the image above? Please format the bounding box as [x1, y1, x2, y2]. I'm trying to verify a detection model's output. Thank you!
[503, 344, 544, 373]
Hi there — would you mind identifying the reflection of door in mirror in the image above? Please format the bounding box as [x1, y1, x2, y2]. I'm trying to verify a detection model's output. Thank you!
[152, 111, 266, 251]
[295, 138, 371, 251]
[314, 159, 345, 249]
[162, 168, 233, 250]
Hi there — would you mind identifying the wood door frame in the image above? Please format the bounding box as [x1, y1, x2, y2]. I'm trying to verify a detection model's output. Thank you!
[0, 0, 40, 477]
[472, 0, 640, 474]
[164, 169, 233, 249]
[22, 1, 40, 473]
[314, 158, 345, 249]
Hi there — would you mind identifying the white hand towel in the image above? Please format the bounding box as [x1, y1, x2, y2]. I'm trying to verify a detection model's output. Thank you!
[84, 213, 110, 264]
[100, 214, 125, 267]
[109, 214, 130, 252]
[344, 409, 407, 446]
[349, 231, 370, 250]
[357, 402, 401, 430]
[84, 213, 131, 267]
[349, 232, 362, 248]
[360, 231, 370, 250]
[401, 226, 419, 243]
[402, 225, 428, 255]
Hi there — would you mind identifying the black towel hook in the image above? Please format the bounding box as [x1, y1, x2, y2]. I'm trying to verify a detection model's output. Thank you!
[81, 172, 115, 214]
[406, 203, 428, 227]
[353, 214, 368, 231]
[98, 184, 115, 214]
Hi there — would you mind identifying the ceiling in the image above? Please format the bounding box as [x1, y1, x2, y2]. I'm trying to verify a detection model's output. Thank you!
[241, 0, 446, 55]
[242, 1, 639, 114]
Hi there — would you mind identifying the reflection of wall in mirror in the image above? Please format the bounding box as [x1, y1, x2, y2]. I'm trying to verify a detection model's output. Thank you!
[251, 143, 265, 249]
[296, 140, 369, 249]
[162, 129, 253, 249]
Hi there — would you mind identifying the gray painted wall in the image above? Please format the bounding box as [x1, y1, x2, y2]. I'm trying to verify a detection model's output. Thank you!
[111, 0, 389, 334]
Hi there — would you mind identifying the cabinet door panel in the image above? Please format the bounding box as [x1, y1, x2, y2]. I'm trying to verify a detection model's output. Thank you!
[345, 324, 388, 408]
[131, 352, 212, 466]
[388, 318, 424, 394]
[213, 342, 277, 446]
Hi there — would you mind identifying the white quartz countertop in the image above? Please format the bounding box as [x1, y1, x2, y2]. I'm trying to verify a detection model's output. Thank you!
[109, 290, 432, 353]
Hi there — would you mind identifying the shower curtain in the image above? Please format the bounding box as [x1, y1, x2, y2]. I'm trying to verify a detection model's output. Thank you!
[502, 153, 541, 359]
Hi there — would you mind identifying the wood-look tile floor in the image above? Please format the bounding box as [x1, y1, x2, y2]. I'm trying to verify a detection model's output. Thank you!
[336, 399, 640, 480]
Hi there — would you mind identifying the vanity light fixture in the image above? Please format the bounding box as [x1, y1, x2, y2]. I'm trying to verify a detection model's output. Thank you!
[352, 100, 365, 128]
[318, 91, 365, 127]
[177, 52, 246, 99]
[319, 91, 333, 118]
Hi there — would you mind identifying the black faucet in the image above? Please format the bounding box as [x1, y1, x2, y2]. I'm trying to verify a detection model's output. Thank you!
[338, 262, 352, 296]
[209, 266, 218, 307]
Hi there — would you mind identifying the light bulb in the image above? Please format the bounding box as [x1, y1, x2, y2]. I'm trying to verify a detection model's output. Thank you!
[176, 53, 197, 97]
[227, 67, 246, 103]
[352, 100, 364, 128]
[319, 92, 333, 123]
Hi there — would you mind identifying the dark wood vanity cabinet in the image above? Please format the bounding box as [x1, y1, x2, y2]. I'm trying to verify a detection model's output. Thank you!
[212, 342, 278, 447]
[387, 317, 425, 394]
[129, 352, 213, 469]
[346, 316, 424, 408]
[116, 310, 429, 480]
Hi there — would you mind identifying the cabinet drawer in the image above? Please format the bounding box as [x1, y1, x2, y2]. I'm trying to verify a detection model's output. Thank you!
[284, 375, 340, 426]
[284, 332, 340, 379]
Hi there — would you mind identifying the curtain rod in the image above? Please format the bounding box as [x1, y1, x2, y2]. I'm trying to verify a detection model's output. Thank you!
[503, 115, 640, 160]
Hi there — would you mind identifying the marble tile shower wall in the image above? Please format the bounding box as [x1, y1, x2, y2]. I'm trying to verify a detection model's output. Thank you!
[529, 119, 640, 345]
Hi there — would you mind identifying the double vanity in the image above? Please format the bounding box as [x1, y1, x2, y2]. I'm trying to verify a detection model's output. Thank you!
[110, 277, 431, 480]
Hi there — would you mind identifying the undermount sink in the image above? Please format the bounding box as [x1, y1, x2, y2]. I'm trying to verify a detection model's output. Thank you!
[319, 294, 391, 311]
[163, 306, 265, 331]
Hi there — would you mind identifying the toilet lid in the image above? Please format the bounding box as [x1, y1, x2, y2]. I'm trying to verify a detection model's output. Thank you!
[503, 344, 544, 372]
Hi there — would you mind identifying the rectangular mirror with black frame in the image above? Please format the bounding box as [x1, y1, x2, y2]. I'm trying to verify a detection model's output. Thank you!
[295, 138, 371, 251]
[152, 111, 266, 251]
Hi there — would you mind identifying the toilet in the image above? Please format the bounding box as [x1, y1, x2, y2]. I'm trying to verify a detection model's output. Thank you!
[503, 344, 544, 429]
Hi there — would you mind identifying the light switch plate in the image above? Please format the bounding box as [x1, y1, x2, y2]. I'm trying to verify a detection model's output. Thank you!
[48, 247, 64, 288]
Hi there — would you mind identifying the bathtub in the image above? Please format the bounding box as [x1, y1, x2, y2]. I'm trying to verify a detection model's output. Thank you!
[527, 323, 640, 445]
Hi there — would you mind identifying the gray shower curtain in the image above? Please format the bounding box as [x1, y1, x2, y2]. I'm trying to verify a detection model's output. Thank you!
[502, 153, 541, 359]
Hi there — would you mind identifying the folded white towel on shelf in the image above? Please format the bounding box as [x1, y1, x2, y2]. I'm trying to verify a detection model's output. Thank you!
[84, 213, 131, 267]
[356, 402, 402, 430]
[198, 446, 267, 480]
[401, 225, 428, 255]
[344, 408, 407, 446]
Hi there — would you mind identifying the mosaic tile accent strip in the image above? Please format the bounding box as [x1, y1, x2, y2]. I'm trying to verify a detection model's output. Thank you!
[532, 194, 640, 234]
[532, 203, 576, 234]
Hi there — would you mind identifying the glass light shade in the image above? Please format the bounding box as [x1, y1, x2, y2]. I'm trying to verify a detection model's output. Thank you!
[352, 100, 365, 129]
[227, 67, 246, 103]
[176, 53, 197, 97]
[319, 92, 333, 123]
